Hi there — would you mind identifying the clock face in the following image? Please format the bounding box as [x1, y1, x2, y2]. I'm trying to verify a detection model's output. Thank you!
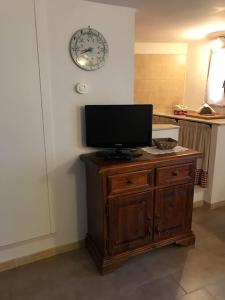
[70, 27, 109, 71]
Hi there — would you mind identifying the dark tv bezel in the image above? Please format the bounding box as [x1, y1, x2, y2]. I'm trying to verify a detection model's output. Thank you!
[85, 104, 153, 148]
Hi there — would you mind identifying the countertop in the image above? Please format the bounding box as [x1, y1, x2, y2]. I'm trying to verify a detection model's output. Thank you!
[153, 124, 180, 130]
[154, 111, 225, 126]
[81, 149, 202, 171]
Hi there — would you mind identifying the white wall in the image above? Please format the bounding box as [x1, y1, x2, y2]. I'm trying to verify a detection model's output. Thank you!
[184, 41, 225, 114]
[45, 0, 134, 247]
[207, 125, 225, 204]
[0, 0, 135, 262]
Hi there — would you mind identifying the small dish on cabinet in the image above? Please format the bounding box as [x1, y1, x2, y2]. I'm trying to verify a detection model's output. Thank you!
[153, 138, 177, 150]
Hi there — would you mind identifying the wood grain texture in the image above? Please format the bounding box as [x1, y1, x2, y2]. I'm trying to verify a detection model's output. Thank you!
[108, 191, 153, 255]
[154, 184, 194, 243]
[107, 169, 153, 196]
[156, 163, 194, 186]
[81, 150, 202, 274]
[186, 112, 225, 120]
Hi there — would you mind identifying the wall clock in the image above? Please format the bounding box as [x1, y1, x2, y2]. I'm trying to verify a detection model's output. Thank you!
[70, 26, 109, 71]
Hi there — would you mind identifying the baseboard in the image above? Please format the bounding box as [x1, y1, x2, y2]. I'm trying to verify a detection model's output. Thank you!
[193, 200, 204, 208]
[2, 199, 225, 273]
[0, 239, 84, 273]
[193, 199, 225, 209]
[204, 200, 225, 209]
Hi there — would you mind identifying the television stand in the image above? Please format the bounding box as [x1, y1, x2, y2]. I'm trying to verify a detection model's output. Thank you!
[96, 148, 142, 161]
[80, 149, 202, 274]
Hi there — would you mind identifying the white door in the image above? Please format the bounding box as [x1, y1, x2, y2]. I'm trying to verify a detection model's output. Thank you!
[0, 0, 51, 246]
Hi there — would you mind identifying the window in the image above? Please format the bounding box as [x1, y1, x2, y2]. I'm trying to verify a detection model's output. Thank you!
[207, 49, 225, 106]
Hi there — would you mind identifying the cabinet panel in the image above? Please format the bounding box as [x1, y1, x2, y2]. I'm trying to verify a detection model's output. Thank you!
[107, 169, 153, 196]
[81, 150, 201, 273]
[108, 191, 153, 255]
[154, 184, 194, 242]
[156, 163, 194, 186]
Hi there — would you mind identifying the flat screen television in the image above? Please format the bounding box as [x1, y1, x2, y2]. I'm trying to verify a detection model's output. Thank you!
[85, 104, 153, 159]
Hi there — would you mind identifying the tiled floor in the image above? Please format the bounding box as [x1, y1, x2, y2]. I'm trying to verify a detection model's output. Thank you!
[1, 206, 225, 300]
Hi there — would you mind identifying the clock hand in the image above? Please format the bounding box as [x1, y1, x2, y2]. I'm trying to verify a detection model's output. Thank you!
[80, 47, 93, 54]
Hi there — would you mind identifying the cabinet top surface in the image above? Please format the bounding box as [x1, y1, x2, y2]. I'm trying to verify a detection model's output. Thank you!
[80, 149, 202, 171]
[154, 111, 225, 125]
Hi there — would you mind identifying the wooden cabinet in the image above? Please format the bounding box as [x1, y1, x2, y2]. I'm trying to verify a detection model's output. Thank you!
[156, 163, 194, 186]
[108, 191, 153, 255]
[81, 150, 201, 274]
[107, 170, 153, 196]
[154, 184, 193, 242]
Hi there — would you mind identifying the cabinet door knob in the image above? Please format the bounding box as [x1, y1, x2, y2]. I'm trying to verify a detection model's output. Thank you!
[147, 216, 152, 235]
[147, 215, 152, 221]
[172, 171, 178, 176]
[155, 224, 161, 238]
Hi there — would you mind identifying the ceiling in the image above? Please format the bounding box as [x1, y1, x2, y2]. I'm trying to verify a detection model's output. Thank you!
[87, 0, 225, 42]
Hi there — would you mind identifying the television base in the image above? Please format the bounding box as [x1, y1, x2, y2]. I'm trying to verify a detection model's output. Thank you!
[96, 148, 142, 161]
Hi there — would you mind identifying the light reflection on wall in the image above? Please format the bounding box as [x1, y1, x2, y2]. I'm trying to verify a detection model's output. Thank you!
[207, 49, 225, 105]
[184, 24, 225, 40]
[177, 54, 186, 65]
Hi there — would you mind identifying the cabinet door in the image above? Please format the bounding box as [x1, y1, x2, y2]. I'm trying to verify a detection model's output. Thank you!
[108, 192, 153, 255]
[154, 184, 194, 242]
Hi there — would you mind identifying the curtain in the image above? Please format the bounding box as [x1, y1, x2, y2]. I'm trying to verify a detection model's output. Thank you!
[207, 49, 225, 106]
[178, 120, 211, 188]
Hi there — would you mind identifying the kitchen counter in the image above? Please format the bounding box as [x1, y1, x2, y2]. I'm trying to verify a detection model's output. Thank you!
[154, 110, 225, 208]
[154, 111, 225, 126]
[153, 124, 180, 130]
[152, 123, 179, 141]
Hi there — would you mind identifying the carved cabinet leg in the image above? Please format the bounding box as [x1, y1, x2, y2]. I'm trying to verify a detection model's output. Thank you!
[175, 234, 195, 247]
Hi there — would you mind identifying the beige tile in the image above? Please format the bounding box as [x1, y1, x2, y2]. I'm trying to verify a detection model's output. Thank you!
[173, 249, 225, 292]
[134, 54, 186, 108]
[178, 289, 215, 300]
[116, 275, 186, 300]
[206, 279, 225, 300]
[0, 207, 225, 300]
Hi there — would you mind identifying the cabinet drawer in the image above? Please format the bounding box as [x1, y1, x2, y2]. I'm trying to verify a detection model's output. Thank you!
[107, 170, 153, 196]
[156, 163, 194, 186]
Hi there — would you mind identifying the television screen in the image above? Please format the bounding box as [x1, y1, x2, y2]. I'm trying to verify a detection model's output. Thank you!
[85, 105, 152, 148]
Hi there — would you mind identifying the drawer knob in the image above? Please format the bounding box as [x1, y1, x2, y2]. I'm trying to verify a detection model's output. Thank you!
[127, 179, 133, 185]
[172, 171, 179, 176]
